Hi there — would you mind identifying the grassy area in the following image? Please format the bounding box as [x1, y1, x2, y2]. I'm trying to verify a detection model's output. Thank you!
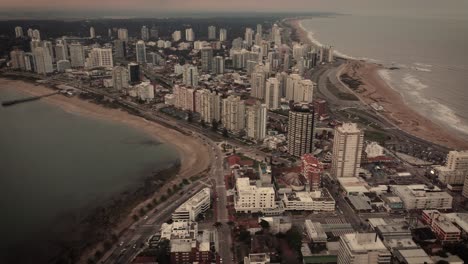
[326, 79, 359, 101]
[364, 130, 389, 144]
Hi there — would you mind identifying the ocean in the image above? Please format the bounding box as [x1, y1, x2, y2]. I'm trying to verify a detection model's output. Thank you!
[0, 86, 178, 260]
[300, 14, 468, 140]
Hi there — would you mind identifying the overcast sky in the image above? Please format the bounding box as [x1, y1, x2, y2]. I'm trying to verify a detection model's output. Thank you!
[1, 0, 467, 17]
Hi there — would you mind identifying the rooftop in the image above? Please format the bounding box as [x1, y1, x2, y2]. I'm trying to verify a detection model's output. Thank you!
[343, 233, 388, 252]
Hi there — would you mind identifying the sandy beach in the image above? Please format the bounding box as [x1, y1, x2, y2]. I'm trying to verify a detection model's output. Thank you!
[288, 18, 468, 149]
[0, 78, 211, 261]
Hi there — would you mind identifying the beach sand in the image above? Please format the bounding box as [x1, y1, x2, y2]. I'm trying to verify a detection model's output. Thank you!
[288, 18, 468, 149]
[0, 78, 211, 261]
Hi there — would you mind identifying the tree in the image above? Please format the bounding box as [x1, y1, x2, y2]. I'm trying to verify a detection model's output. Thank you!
[239, 229, 251, 243]
[201, 119, 206, 128]
[227, 221, 236, 228]
[132, 214, 139, 221]
[211, 119, 219, 131]
[222, 128, 229, 138]
[260, 219, 270, 230]
[182, 179, 189, 185]
[213, 222, 222, 228]
[187, 111, 193, 123]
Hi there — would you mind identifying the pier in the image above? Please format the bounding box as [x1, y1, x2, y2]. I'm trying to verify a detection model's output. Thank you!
[1, 91, 60, 107]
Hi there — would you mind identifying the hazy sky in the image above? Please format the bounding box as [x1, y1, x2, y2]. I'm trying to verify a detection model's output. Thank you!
[1, 0, 467, 17]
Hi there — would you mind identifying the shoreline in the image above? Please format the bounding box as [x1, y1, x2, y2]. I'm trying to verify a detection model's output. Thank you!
[288, 18, 468, 150]
[0, 77, 211, 263]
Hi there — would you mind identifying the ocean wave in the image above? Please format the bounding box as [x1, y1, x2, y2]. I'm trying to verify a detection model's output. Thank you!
[413, 67, 432, 72]
[402, 74, 428, 91]
[414, 62, 432, 68]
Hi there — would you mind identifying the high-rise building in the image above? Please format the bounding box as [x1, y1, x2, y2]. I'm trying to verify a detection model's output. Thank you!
[331, 123, 364, 178]
[24, 53, 35, 71]
[108, 28, 112, 38]
[128, 63, 140, 84]
[245, 28, 254, 47]
[287, 103, 315, 157]
[56, 60, 71, 72]
[112, 66, 129, 91]
[54, 44, 67, 61]
[172, 188, 211, 222]
[32, 29, 41, 40]
[69, 43, 85, 68]
[30, 39, 41, 52]
[135, 40, 146, 63]
[197, 89, 222, 123]
[256, 24, 262, 36]
[250, 64, 267, 99]
[150, 26, 158, 39]
[86, 48, 113, 68]
[295, 79, 314, 103]
[113, 39, 126, 59]
[255, 32, 262, 46]
[33, 47, 53, 74]
[302, 154, 323, 191]
[246, 101, 267, 141]
[271, 24, 281, 46]
[172, 30, 182, 42]
[182, 64, 199, 87]
[265, 77, 280, 110]
[222, 95, 245, 133]
[185, 28, 195, 41]
[27, 28, 34, 38]
[15, 26, 23, 38]
[200, 47, 213, 72]
[42, 41, 54, 62]
[90, 26, 95, 38]
[337, 233, 391, 264]
[219, 28, 227, 42]
[212, 56, 224, 75]
[9, 49, 26, 70]
[208, 26, 216, 40]
[141, 26, 149, 41]
[117, 28, 128, 41]
[446, 151, 468, 171]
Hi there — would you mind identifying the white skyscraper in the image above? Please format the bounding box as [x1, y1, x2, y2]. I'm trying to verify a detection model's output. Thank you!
[33, 47, 53, 74]
[182, 64, 199, 87]
[294, 79, 314, 103]
[208, 26, 216, 40]
[331, 123, 364, 178]
[141, 26, 149, 41]
[15, 26, 23, 38]
[250, 64, 267, 99]
[10, 49, 26, 70]
[245, 28, 254, 47]
[185, 28, 195, 41]
[112, 66, 129, 91]
[271, 24, 281, 46]
[27, 28, 34, 38]
[246, 102, 267, 141]
[222, 95, 245, 133]
[54, 43, 68, 61]
[212, 56, 225, 75]
[265, 77, 280, 110]
[256, 24, 263, 35]
[32, 29, 41, 40]
[117, 28, 128, 41]
[90, 26, 95, 38]
[197, 89, 222, 123]
[172, 30, 182, 41]
[201, 47, 213, 72]
[86, 48, 113, 68]
[42, 41, 54, 62]
[285, 73, 303, 101]
[136, 40, 147, 63]
[69, 43, 85, 68]
[219, 28, 227, 41]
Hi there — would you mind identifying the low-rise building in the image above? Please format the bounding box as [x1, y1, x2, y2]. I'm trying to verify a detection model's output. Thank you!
[337, 233, 391, 264]
[421, 210, 461, 244]
[338, 177, 369, 195]
[304, 220, 327, 243]
[172, 188, 210, 222]
[392, 185, 452, 210]
[244, 253, 270, 264]
[282, 189, 335, 211]
[234, 177, 276, 213]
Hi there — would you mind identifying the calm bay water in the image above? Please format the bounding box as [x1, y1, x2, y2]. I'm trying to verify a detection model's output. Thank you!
[301, 14, 468, 139]
[0, 87, 178, 255]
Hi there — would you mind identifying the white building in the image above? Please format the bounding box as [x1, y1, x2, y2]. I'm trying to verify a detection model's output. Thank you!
[173, 85, 195, 111]
[392, 185, 453, 210]
[90, 26, 95, 38]
[208, 25, 216, 40]
[435, 150, 468, 187]
[219, 28, 227, 41]
[196, 89, 222, 123]
[141, 25, 149, 41]
[331, 123, 364, 178]
[182, 64, 199, 87]
[304, 220, 327, 242]
[212, 56, 225, 75]
[245, 28, 254, 47]
[56, 60, 71, 72]
[136, 40, 146, 63]
[32, 29, 41, 40]
[172, 188, 210, 222]
[9, 49, 25, 70]
[234, 177, 276, 213]
[265, 77, 280, 110]
[246, 102, 267, 141]
[112, 66, 129, 91]
[117, 28, 128, 41]
[365, 142, 384, 158]
[338, 233, 391, 264]
[185, 28, 195, 41]
[69, 43, 85, 68]
[15, 26, 23, 38]
[285, 73, 302, 101]
[33, 47, 53, 74]
[295, 79, 314, 103]
[222, 95, 245, 133]
[250, 64, 267, 99]
[86, 48, 113, 68]
[54, 43, 68, 61]
[282, 190, 335, 211]
[135, 82, 154, 101]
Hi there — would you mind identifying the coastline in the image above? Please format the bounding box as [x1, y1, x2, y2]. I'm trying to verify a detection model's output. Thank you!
[288, 18, 468, 149]
[0, 77, 211, 262]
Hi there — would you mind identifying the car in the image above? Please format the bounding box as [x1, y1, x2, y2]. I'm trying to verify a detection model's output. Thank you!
[119, 241, 124, 246]
[143, 215, 148, 220]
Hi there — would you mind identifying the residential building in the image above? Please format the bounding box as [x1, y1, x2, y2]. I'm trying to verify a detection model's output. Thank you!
[287, 102, 315, 157]
[141, 25, 149, 41]
[113, 39, 127, 59]
[89, 26, 95, 38]
[172, 30, 182, 42]
[10, 49, 26, 70]
[15, 26, 23, 38]
[234, 177, 275, 213]
[197, 89, 221, 123]
[208, 25, 216, 40]
[245, 28, 254, 47]
[172, 188, 210, 222]
[421, 210, 461, 243]
[32, 29, 41, 40]
[219, 28, 227, 41]
[112, 66, 129, 91]
[54, 43, 67, 61]
[117, 28, 128, 41]
[337, 233, 391, 264]
[250, 64, 267, 99]
[33, 47, 53, 74]
[392, 185, 453, 210]
[86, 48, 113, 68]
[246, 102, 267, 141]
[282, 190, 335, 211]
[302, 154, 323, 191]
[331, 123, 364, 178]
[56, 60, 71, 72]
[182, 64, 199, 87]
[69, 43, 85, 68]
[128, 63, 140, 84]
[135, 81, 154, 101]
[212, 56, 224, 74]
[135, 40, 146, 63]
[265, 77, 280, 110]
[201, 47, 213, 72]
[222, 95, 246, 133]
[185, 28, 195, 41]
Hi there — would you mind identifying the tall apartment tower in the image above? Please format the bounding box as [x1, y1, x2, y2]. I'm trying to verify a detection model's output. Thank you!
[32, 29, 41, 40]
[117, 28, 128, 41]
[90, 26, 95, 38]
[113, 39, 127, 59]
[250, 64, 268, 99]
[212, 56, 225, 75]
[141, 26, 149, 41]
[208, 26, 216, 40]
[182, 65, 199, 87]
[219, 28, 227, 41]
[201, 47, 213, 72]
[33, 47, 53, 74]
[185, 28, 195, 41]
[265, 77, 280, 110]
[246, 102, 267, 141]
[10, 49, 26, 70]
[128, 63, 140, 84]
[337, 233, 391, 264]
[331, 123, 364, 178]
[15, 26, 23, 38]
[69, 43, 85, 68]
[245, 28, 254, 47]
[112, 66, 129, 91]
[222, 95, 245, 133]
[287, 103, 315, 157]
[136, 40, 147, 63]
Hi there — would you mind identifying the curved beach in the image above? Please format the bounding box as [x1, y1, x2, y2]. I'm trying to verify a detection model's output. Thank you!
[288, 18, 468, 149]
